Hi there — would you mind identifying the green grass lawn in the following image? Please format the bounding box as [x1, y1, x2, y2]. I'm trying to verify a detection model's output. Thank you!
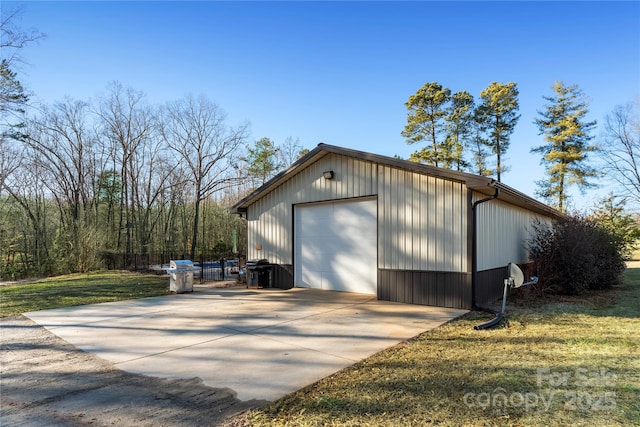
[237, 269, 640, 427]
[0, 271, 170, 317]
[1, 270, 637, 426]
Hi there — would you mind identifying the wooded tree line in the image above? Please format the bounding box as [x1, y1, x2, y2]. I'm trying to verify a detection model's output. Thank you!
[0, 9, 313, 279]
[0, 80, 310, 279]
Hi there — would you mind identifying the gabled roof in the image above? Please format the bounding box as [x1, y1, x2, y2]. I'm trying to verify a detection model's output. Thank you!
[231, 143, 564, 220]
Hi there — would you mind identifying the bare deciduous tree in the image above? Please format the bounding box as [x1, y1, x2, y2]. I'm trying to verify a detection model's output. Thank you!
[0, 138, 21, 190]
[277, 136, 307, 168]
[1, 147, 52, 276]
[1, 5, 45, 67]
[599, 98, 640, 206]
[25, 99, 101, 271]
[97, 82, 155, 259]
[161, 95, 248, 260]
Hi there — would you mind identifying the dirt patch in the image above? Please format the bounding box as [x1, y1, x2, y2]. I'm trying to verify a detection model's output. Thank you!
[195, 280, 242, 289]
[0, 316, 264, 426]
[0, 278, 44, 287]
[626, 260, 640, 269]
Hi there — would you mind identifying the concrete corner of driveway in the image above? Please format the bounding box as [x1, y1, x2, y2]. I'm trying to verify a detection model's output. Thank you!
[25, 287, 467, 402]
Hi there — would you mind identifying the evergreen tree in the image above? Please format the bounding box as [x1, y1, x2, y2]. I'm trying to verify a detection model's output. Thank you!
[402, 82, 451, 167]
[1, 5, 44, 136]
[532, 81, 597, 212]
[1, 6, 44, 192]
[589, 194, 640, 259]
[0, 60, 29, 192]
[444, 90, 474, 171]
[469, 107, 491, 176]
[246, 137, 279, 185]
[475, 82, 520, 181]
[0, 60, 28, 117]
[0, 59, 29, 143]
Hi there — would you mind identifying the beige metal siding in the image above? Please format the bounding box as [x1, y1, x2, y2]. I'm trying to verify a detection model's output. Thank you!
[475, 195, 553, 270]
[378, 166, 468, 273]
[248, 153, 478, 274]
[247, 153, 377, 262]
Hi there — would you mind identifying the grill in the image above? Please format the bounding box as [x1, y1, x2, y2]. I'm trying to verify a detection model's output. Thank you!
[245, 259, 272, 288]
[167, 259, 194, 293]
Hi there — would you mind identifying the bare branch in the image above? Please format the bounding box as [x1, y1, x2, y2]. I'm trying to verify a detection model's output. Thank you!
[599, 98, 640, 206]
[1, 5, 46, 67]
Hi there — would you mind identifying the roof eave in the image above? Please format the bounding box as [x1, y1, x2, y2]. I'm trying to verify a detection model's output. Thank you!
[231, 143, 564, 220]
[230, 145, 329, 212]
[489, 181, 566, 220]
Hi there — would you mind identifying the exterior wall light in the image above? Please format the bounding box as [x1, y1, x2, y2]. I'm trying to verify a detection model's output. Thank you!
[322, 170, 334, 179]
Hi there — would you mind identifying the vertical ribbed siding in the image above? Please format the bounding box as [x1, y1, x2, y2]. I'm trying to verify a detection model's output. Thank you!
[249, 157, 469, 273]
[247, 153, 378, 262]
[378, 270, 472, 309]
[378, 166, 468, 273]
[475, 195, 553, 270]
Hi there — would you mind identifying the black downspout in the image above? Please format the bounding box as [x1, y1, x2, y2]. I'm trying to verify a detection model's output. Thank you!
[472, 186, 508, 329]
[471, 186, 500, 309]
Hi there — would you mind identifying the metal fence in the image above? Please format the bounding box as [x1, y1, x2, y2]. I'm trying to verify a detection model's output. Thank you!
[104, 252, 240, 283]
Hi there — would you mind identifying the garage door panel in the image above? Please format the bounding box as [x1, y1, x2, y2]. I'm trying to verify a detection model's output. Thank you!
[294, 199, 377, 295]
[300, 265, 321, 288]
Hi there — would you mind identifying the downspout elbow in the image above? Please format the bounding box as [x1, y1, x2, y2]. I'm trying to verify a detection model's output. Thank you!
[472, 186, 500, 210]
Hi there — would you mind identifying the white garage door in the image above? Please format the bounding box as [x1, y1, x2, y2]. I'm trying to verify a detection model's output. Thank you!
[294, 198, 377, 294]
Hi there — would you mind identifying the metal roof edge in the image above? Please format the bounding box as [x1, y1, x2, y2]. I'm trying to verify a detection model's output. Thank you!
[230, 144, 328, 212]
[230, 143, 563, 220]
[317, 143, 494, 188]
[488, 181, 566, 220]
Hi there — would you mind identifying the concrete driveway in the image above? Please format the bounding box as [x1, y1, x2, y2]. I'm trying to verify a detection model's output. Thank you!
[25, 286, 467, 402]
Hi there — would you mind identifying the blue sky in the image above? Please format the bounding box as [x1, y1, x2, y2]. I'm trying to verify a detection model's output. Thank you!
[6, 1, 640, 210]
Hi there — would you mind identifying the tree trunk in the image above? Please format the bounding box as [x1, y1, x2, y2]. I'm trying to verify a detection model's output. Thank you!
[190, 187, 201, 261]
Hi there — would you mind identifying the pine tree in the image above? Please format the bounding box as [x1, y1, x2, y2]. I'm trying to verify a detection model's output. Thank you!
[402, 82, 451, 167]
[0, 59, 29, 140]
[246, 137, 279, 185]
[532, 81, 597, 212]
[589, 194, 640, 258]
[475, 82, 520, 181]
[444, 90, 474, 171]
[470, 109, 492, 176]
[0, 60, 29, 191]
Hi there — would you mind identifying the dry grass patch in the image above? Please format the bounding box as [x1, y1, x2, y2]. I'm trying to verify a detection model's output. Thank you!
[232, 269, 640, 427]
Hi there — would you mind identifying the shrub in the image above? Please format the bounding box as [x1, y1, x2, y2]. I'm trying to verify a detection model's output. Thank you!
[590, 224, 627, 289]
[528, 215, 626, 295]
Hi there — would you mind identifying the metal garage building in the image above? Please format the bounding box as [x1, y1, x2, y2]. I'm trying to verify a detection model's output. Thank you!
[232, 144, 563, 309]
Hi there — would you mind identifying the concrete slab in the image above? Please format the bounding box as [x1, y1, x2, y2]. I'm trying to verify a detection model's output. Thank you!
[26, 287, 467, 402]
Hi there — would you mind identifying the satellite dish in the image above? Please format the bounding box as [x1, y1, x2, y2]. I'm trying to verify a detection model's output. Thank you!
[508, 262, 525, 288]
[475, 262, 535, 330]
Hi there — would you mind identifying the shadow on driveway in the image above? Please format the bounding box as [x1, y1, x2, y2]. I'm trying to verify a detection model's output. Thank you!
[17, 287, 466, 411]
